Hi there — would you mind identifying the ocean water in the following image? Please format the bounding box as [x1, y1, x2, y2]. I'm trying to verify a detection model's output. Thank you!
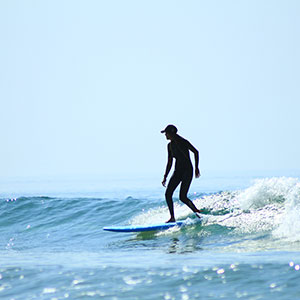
[1, 173, 300, 300]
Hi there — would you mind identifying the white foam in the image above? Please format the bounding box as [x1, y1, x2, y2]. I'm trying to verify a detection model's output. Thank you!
[209, 177, 300, 236]
[273, 181, 300, 242]
[237, 177, 298, 210]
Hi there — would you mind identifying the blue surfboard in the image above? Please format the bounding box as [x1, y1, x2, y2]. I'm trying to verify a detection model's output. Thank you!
[103, 221, 186, 233]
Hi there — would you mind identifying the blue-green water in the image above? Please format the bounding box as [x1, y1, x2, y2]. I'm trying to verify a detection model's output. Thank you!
[1, 174, 300, 299]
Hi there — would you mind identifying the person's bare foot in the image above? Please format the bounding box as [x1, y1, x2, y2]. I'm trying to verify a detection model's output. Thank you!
[166, 218, 176, 223]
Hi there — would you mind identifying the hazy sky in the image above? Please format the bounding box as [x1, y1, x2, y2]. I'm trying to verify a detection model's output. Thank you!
[1, 0, 299, 178]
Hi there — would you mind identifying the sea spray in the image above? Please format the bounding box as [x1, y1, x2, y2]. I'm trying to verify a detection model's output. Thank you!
[237, 177, 298, 210]
[273, 181, 300, 242]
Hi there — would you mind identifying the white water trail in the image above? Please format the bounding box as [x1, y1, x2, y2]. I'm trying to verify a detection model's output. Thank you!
[131, 177, 300, 242]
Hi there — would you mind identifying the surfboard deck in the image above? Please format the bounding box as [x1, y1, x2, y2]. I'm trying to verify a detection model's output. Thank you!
[103, 220, 187, 233]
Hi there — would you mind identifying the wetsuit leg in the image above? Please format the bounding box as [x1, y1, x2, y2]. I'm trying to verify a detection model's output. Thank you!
[165, 172, 181, 220]
[179, 170, 200, 213]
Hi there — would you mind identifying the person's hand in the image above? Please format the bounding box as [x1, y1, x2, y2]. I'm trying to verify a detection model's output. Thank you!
[162, 176, 167, 187]
[195, 168, 201, 178]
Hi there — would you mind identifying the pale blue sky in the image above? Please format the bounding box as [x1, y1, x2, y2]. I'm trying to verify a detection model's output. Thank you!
[1, 0, 299, 178]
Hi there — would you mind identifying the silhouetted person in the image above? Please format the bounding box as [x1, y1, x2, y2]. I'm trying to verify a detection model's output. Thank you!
[161, 125, 201, 223]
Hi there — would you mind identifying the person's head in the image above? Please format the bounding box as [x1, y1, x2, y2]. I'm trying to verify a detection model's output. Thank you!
[161, 124, 178, 140]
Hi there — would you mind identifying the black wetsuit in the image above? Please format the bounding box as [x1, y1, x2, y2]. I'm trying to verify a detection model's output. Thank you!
[165, 136, 197, 216]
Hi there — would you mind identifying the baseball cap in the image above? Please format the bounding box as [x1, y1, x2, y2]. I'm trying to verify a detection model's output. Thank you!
[161, 124, 178, 134]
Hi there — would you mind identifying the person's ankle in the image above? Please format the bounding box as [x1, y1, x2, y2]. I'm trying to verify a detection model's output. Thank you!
[166, 218, 175, 223]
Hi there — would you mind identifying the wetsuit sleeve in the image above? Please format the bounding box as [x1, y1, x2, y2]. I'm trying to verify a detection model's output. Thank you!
[185, 139, 200, 173]
[185, 139, 197, 153]
[167, 143, 173, 159]
[163, 143, 174, 182]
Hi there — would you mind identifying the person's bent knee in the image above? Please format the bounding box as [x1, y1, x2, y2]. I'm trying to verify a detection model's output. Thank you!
[179, 196, 189, 204]
[165, 189, 173, 199]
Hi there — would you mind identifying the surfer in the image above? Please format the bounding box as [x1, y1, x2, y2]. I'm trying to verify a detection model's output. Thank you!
[161, 125, 201, 223]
